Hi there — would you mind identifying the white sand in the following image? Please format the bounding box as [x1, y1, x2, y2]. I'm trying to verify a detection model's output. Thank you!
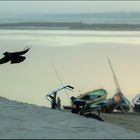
[0, 96, 140, 139]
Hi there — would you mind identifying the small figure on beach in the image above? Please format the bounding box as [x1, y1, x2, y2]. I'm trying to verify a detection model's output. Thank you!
[48, 92, 58, 109]
[45, 85, 74, 110]
[57, 97, 61, 110]
[71, 96, 86, 114]
[0, 46, 30, 64]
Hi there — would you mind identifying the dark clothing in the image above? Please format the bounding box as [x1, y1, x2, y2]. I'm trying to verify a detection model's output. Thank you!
[51, 99, 57, 109]
[57, 97, 61, 110]
[49, 92, 57, 109]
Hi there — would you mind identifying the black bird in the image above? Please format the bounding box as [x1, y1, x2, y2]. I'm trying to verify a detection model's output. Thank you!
[0, 47, 30, 64]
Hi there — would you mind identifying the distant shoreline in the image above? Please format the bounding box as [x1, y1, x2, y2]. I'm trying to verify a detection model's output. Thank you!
[1, 22, 140, 31]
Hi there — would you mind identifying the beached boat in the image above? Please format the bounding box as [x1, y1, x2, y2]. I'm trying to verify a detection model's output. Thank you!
[103, 58, 131, 113]
[102, 92, 131, 113]
[65, 89, 105, 121]
[63, 88, 107, 111]
[64, 58, 131, 113]
[132, 94, 140, 112]
[87, 59, 132, 113]
[77, 88, 107, 109]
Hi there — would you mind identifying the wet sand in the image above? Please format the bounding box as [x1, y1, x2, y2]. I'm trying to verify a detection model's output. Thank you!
[101, 112, 140, 133]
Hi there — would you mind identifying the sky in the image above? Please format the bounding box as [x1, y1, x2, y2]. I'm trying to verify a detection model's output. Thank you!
[0, 1, 140, 15]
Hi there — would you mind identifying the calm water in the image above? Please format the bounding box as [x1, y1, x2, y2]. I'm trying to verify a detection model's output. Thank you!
[0, 30, 140, 107]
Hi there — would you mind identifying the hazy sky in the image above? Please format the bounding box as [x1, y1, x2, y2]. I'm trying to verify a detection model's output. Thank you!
[0, 1, 140, 14]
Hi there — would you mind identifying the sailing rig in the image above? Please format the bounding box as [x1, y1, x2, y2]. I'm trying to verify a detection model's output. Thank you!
[108, 58, 131, 113]
[45, 62, 74, 109]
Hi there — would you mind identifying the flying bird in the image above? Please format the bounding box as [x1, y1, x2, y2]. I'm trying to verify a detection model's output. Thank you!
[0, 47, 30, 64]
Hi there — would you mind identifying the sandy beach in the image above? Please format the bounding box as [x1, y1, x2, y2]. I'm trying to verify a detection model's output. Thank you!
[0, 96, 140, 139]
[101, 112, 140, 134]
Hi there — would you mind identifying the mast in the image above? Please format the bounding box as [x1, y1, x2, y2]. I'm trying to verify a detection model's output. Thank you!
[51, 62, 71, 104]
[108, 58, 122, 94]
[108, 58, 127, 113]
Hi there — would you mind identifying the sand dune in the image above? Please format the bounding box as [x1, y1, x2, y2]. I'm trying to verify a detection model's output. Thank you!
[0, 96, 140, 139]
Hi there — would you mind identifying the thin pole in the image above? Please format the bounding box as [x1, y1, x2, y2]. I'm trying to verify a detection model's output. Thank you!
[108, 58, 126, 113]
[51, 62, 71, 104]
[108, 58, 121, 93]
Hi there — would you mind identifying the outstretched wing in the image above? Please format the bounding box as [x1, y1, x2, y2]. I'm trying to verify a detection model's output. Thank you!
[11, 47, 30, 56]
[11, 56, 26, 64]
[0, 56, 11, 64]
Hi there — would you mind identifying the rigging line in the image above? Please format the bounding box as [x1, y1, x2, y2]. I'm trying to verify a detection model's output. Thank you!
[51, 62, 63, 85]
[51, 62, 71, 104]
[108, 58, 122, 93]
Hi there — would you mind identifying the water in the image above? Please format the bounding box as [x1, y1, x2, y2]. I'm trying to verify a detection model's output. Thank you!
[0, 30, 140, 107]
[1, 13, 140, 24]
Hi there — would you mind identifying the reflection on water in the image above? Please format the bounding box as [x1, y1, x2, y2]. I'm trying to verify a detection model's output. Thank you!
[1, 30, 140, 47]
[0, 30, 140, 107]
